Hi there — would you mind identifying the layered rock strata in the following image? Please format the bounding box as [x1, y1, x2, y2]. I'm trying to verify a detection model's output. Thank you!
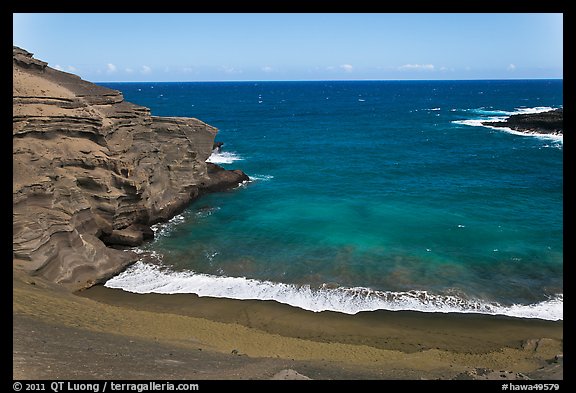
[13, 46, 248, 290]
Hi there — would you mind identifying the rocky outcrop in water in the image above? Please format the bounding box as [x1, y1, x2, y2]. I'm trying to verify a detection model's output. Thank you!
[484, 108, 563, 135]
[13, 46, 248, 291]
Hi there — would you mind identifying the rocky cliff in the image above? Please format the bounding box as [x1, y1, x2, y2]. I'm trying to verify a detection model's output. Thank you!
[13, 46, 248, 291]
[484, 108, 563, 135]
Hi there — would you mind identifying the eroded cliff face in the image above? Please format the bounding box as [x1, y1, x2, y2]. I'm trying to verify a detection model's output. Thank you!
[13, 47, 247, 290]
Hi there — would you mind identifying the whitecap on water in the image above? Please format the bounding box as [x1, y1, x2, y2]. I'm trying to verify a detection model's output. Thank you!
[195, 206, 220, 219]
[105, 261, 563, 321]
[249, 174, 274, 182]
[207, 151, 243, 164]
[452, 106, 563, 143]
[150, 213, 187, 238]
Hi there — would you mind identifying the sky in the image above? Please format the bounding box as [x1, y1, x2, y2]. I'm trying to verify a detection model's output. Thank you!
[13, 13, 563, 82]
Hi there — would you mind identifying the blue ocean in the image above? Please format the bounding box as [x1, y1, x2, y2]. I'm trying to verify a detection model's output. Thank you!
[101, 80, 563, 321]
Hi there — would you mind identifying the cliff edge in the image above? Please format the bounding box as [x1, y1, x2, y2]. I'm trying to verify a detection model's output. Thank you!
[13, 46, 248, 291]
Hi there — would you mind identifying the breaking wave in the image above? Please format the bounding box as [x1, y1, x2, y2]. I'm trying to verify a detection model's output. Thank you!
[105, 261, 563, 321]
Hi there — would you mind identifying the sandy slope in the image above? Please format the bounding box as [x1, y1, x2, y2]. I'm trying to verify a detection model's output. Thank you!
[13, 270, 562, 380]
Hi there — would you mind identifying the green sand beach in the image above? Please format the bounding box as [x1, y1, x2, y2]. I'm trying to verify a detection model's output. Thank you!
[13, 270, 563, 379]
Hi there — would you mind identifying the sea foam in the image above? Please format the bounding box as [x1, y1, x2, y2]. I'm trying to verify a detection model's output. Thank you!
[105, 261, 563, 321]
[207, 151, 243, 164]
[453, 106, 563, 143]
[249, 174, 274, 182]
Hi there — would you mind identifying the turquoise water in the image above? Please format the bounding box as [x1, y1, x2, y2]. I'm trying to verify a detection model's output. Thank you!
[101, 80, 563, 320]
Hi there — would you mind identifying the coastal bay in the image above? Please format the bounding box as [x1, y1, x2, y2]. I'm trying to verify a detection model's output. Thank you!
[13, 47, 563, 380]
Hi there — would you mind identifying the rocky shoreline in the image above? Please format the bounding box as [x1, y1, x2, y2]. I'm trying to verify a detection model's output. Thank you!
[13, 46, 248, 291]
[483, 108, 563, 135]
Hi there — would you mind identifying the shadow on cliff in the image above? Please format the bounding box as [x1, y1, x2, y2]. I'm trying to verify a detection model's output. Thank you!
[13, 46, 249, 291]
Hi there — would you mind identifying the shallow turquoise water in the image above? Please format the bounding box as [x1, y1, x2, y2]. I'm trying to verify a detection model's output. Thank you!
[101, 80, 563, 320]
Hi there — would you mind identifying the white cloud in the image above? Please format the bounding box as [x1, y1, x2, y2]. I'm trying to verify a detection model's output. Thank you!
[262, 66, 274, 73]
[398, 64, 435, 71]
[141, 65, 152, 74]
[340, 64, 353, 72]
[182, 66, 194, 73]
[125, 67, 134, 73]
[438, 66, 456, 72]
[55, 65, 77, 72]
[106, 63, 117, 73]
[221, 66, 242, 74]
[507, 63, 516, 71]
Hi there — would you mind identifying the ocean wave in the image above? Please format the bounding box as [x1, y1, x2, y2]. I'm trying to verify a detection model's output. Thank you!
[467, 108, 513, 116]
[452, 118, 506, 128]
[491, 127, 563, 142]
[150, 213, 187, 237]
[195, 206, 221, 218]
[207, 151, 243, 164]
[105, 261, 563, 321]
[249, 174, 274, 182]
[148, 207, 224, 239]
[452, 106, 563, 143]
[514, 106, 558, 114]
[465, 106, 556, 116]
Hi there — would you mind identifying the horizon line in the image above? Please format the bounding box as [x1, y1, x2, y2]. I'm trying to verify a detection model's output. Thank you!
[95, 77, 564, 83]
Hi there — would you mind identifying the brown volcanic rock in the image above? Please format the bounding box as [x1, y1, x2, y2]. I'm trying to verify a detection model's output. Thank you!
[13, 46, 247, 290]
[202, 163, 250, 193]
